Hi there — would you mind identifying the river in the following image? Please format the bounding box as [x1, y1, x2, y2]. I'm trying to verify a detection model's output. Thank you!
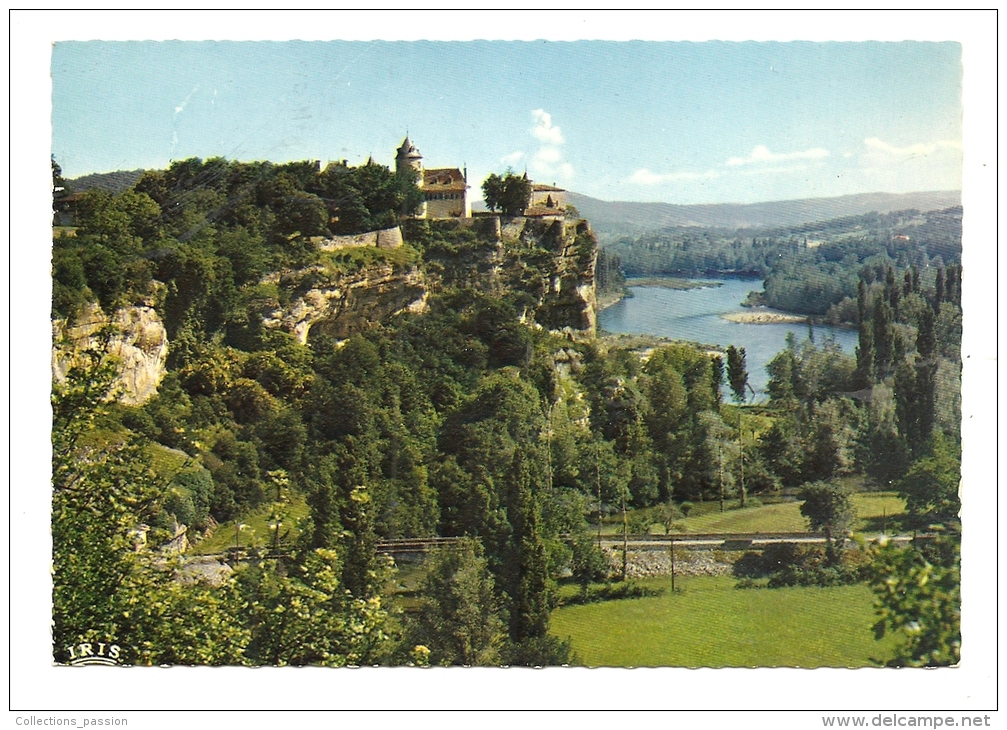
[597, 278, 858, 400]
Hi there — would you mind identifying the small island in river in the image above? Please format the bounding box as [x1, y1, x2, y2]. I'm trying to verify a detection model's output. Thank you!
[721, 309, 810, 325]
[627, 277, 724, 290]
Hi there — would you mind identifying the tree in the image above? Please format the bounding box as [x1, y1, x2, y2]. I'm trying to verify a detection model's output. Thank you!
[408, 539, 506, 666]
[481, 172, 532, 216]
[854, 280, 874, 388]
[710, 353, 724, 404]
[897, 433, 960, 523]
[237, 548, 392, 666]
[481, 173, 504, 213]
[726, 345, 749, 403]
[52, 349, 249, 665]
[872, 297, 895, 376]
[870, 538, 960, 667]
[798, 481, 854, 565]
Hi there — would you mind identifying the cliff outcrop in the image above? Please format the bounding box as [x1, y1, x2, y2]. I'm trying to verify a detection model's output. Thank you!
[52, 303, 169, 405]
[264, 215, 597, 345]
[421, 216, 597, 337]
[262, 263, 428, 344]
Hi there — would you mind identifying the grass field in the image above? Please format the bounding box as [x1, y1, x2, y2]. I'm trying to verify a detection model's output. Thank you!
[602, 491, 908, 536]
[551, 575, 896, 667]
[190, 492, 310, 555]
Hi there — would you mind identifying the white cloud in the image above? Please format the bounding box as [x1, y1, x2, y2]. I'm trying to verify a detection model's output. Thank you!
[857, 136, 962, 193]
[628, 168, 719, 185]
[726, 144, 829, 166]
[863, 137, 961, 157]
[534, 147, 561, 165]
[531, 108, 564, 145]
[527, 109, 573, 183]
[500, 151, 524, 166]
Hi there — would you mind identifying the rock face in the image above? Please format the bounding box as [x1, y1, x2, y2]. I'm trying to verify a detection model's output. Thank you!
[263, 264, 428, 344]
[528, 218, 597, 335]
[318, 225, 404, 251]
[52, 303, 169, 405]
[425, 216, 598, 336]
[261, 215, 597, 344]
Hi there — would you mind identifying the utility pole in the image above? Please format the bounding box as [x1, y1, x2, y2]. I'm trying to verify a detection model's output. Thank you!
[718, 444, 725, 513]
[545, 403, 554, 492]
[595, 441, 602, 549]
[621, 487, 628, 582]
[670, 536, 676, 592]
[738, 415, 746, 509]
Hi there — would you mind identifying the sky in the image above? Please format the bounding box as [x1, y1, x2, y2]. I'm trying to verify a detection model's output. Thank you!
[51, 39, 962, 205]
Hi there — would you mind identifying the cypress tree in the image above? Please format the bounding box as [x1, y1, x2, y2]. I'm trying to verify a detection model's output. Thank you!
[711, 354, 724, 404]
[916, 306, 936, 360]
[856, 320, 874, 389]
[855, 280, 874, 388]
[945, 265, 959, 305]
[886, 267, 900, 317]
[726, 345, 749, 404]
[911, 265, 920, 293]
[894, 359, 918, 455]
[934, 267, 945, 310]
[873, 296, 894, 376]
[903, 269, 913, 298]
[914, 358, 937, 457]
[504, 450, 549, 645]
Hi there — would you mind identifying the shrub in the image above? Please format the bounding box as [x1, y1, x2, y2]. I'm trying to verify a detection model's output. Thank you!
[733, 541, 868, 587]
[562, 581, 665, 606]
[732, 551, 766, 578]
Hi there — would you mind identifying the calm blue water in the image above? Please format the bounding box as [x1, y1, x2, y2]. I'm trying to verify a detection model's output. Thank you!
[598, 278, 858, 400]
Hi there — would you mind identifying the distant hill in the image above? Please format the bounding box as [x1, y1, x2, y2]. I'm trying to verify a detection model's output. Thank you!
[567, 190, 962, 241]
[66, 169, 146, 195]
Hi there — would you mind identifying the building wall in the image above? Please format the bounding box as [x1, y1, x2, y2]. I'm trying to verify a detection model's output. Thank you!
[424, 191, 468, 219]
[530, 189, 565, 210]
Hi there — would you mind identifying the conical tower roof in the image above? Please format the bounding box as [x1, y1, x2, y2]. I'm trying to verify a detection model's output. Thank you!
[397, 136, 423, 160]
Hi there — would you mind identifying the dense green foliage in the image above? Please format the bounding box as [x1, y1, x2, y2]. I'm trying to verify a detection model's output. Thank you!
[407, 539, 506, 666]
[52, 156, 421, 322]
[51, 155, 961, 667]
[481, 171, 532, 216]
[595, 247, 627, 300]
[608, 207, 961, 320]
[869, 536, 960, 666]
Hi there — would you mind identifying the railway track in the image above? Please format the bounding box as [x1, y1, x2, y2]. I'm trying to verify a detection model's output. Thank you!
[193, 532, 926, 562]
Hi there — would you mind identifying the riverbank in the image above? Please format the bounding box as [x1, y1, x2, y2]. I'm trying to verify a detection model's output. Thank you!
[598, 277, 725, 312]
[596, 289, 629, 311]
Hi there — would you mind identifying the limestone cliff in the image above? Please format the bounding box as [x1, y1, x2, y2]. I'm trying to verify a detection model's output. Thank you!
[422, 216, 597, 337]
[260, 215, 596, 345]
[262, 263, 428, 344]
[52, 303, 169, 405]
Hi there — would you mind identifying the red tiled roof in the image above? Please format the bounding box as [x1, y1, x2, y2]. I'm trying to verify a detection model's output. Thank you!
[424, 167, 465, 183]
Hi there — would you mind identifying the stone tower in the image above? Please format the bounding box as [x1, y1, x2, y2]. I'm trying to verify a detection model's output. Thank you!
[396, 136, 423, 177]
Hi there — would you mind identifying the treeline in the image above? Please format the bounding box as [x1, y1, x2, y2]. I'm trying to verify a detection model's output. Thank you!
[53, 156, 422, 323]
[606, 207, 962, 320]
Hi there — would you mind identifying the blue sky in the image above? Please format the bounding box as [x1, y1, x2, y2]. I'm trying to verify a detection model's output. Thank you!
[52, 40, 962, 205]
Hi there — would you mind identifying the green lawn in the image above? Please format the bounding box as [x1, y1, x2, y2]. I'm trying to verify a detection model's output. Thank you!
[607, 491, 908, 536]
[190, 492, 310, 555]
[551, 575, 896, 667]
[677, 502, 809, 533]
